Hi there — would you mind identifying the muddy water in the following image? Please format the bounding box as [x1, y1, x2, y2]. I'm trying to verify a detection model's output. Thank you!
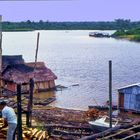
[3, 30, 140, 110]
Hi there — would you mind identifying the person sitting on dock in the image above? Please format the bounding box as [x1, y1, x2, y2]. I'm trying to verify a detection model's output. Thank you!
[0, 100, 17, 140]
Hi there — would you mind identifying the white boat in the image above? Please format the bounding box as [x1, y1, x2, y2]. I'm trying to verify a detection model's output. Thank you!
[89, 116, 118, 132]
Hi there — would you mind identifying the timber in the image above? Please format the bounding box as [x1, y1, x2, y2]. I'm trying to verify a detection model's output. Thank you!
[100, 123, 140, 139]
[80, 119, 140, 140]
[17, 84, 22, 140]
[109, 60, 112, 128]
[0, 15, 2, 97]
[119, 132, 140, 140]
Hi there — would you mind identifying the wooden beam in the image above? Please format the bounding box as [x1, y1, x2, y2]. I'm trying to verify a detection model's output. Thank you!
[120, 132, 140, 140]
[0, 15, 2, 97]
[100, 124, 140, 139]
[27, 79, 34, 127]
[109, 60, 112, 128]
[17, 84, 23, 140]
[80, 119, 140, 140]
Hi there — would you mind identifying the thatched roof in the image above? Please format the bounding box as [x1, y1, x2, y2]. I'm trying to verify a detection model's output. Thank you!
[2, 55, 24, 69]
[25, 62, 46, 69]
[2, 62, 57, 84]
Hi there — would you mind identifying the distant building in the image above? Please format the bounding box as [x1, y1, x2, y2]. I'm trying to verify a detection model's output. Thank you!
[2, 55, 57, 93]
[118, 83, 140, 112]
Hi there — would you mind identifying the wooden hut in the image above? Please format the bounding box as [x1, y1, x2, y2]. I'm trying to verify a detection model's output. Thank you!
[118, 83, 140, 112]
[2, 55, 57, 94]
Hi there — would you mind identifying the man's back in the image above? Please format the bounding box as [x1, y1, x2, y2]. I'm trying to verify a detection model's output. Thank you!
[2, 106, 17, 124]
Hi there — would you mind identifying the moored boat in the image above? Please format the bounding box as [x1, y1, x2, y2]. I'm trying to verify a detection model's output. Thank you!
[89, 116, 118, 132]
[89, 32, 110, 38]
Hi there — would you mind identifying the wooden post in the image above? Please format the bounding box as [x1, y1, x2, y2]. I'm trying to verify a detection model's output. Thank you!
[34, 32, 40, 70]
[17, 84, 22, 140]
[109, 60, 112, 128]
[27, 79, 34, 127]
[0, 15, 2, 97]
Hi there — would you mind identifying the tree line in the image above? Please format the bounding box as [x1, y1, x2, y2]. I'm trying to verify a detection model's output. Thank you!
[2, 19, 140, 31]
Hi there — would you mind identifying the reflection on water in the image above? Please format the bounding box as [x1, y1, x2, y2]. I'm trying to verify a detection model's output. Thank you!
[33, 91, 56, 106]
[2, 30, 140, 110]
[33, 91, 56, 99]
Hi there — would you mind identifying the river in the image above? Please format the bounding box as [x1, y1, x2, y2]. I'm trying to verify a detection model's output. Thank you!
[2, 30, 140, 110]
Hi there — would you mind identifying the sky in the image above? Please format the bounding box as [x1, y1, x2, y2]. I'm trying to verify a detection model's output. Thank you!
[0, 0, 140, 22]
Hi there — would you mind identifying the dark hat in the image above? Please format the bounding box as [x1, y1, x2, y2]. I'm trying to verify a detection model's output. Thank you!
[0, 101, 7, 105]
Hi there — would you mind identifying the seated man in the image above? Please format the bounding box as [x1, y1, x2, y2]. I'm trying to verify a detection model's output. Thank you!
[0, 101, 17, 140]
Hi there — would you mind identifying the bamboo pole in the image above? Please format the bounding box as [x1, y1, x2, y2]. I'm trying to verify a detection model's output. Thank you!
[0, 15, 2, 97]
[27, 33, 39, 127]
[34, 32, 40, 71]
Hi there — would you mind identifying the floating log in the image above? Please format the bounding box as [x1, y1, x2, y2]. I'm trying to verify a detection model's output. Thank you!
[71, 84, 79, 86]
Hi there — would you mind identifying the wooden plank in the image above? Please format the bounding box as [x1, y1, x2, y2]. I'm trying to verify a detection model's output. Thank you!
[120, 132, 140, 140]
[80, 119, 140, 140]
[99, 124, 140, 140]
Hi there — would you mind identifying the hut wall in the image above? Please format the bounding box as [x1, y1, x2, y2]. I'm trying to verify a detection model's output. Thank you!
[45, 82, 49, 89]
[121, 86, 140, 111]
[34, 83, 39, 91]
[129, 94, 136, 110]
[21, 84, 29, 93]
[6, 82, 16, 92]
[118, 92, 124, 108]
[124, 93, 131, 109]
[40, 82, 45, 89]
[136, 94, 140, 111]
[49, 81, 55, 88]
[34, 81, 55, 92]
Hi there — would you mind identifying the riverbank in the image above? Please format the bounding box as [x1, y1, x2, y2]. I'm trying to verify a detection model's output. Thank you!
[113, 35, 140, 42]
[1, 93, 140, 140]
[112, 28, 140, 42]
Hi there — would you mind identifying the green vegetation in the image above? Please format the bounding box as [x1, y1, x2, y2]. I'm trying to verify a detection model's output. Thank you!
[1, 19, 140, 31]
[112, 28, 140, 42]
[2, 19, 140, 42]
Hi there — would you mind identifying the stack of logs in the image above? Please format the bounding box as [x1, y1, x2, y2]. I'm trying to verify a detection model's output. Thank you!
[0, 118, 49, 140]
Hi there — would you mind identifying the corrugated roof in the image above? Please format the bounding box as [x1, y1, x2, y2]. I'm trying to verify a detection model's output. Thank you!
[118, 83, 140, 90]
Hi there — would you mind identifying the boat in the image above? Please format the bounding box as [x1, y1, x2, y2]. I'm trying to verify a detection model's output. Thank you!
[89, 32, 110, 38]
[89, 116, 118, 132]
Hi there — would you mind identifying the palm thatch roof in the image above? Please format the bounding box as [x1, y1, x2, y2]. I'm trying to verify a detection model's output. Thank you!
[2, 62, 57, 84]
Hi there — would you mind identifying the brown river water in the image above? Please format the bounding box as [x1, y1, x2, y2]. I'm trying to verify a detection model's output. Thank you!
[2, 30, 140, 110]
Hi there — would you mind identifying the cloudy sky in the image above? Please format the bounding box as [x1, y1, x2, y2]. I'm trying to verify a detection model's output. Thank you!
[0, 0, 139, 22]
